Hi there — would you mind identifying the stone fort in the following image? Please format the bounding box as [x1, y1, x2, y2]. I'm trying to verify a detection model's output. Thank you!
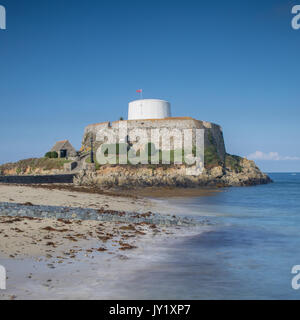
[81, 99, 226, 162]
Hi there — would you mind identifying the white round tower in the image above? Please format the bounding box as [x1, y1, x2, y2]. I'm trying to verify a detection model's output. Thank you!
[128, 99, 171, 120]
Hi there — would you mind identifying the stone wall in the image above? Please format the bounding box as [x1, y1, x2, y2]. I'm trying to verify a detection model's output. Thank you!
[0, 174, 75, 184]
[82, 117, 226, 161]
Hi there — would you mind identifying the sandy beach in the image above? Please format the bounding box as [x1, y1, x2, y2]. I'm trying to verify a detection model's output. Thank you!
[0, 184, 204, 300]
[0, 184, 161, 213]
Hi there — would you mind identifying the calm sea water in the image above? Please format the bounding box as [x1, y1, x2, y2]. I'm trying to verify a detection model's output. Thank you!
[122, 173, 300, 299]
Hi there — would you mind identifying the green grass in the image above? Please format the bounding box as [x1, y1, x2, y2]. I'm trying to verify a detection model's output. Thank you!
[204, 131, 223, 168]
[225, 154, 243, 172]
[204, 145, 222, 168]
[0, 157, 72, 174]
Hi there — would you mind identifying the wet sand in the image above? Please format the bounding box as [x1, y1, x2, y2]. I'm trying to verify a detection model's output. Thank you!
[0, 184, 172, 214]
[0, 184, 206, 299]
[129, 186, 221, 198]
[0, 223, 202, 300]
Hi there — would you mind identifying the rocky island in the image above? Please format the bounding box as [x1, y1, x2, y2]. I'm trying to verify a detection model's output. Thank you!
[0, 100, 272, 188]
[0, 98, 272, 300]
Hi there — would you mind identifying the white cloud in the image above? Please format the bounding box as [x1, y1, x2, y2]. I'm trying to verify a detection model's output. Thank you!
[247, 151, 300, 161]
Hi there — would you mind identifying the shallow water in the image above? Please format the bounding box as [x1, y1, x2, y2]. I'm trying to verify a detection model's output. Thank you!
[2, 173, 299, 300]
[116, 173, 300, 299]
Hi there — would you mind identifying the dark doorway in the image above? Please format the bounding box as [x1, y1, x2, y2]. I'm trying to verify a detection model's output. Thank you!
[60, 149, 67, 158]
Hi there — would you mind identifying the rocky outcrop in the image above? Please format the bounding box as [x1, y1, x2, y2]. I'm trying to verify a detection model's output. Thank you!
[220, 157, 272, 186]
[0, 202, 197, 226]
[73, 155, 272, 188]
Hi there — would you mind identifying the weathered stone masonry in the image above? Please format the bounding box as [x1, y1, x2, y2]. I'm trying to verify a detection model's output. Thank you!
[82, 117, 226, 161]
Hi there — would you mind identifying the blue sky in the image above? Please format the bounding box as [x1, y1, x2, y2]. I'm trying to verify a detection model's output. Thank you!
[0, 0, 299, 172]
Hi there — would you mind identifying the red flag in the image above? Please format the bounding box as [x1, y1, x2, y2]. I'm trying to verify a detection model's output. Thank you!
[136, 89, 142, 93]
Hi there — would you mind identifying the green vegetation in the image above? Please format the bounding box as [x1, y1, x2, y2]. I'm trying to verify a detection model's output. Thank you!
[204, 145, 222, 168]
[93, 140, 207, 167]
[204, 131, 223, 169]
[87, 140, 226, 168]
[44, 151, 58, 159]
[0, 157, 71, 175]
[144, 142, 157, 157]
[225, 154, 243, 173]
[95, 132, 226, 169]
[101, 143, 129, 156]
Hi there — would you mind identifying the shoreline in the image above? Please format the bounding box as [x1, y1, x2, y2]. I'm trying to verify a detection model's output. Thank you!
[0, 184, 209, 299]
[0, 184, 167, 214]
[0, 182, 222, 199]
[124, 186, 222, 198]
[0, 222, 207, 300]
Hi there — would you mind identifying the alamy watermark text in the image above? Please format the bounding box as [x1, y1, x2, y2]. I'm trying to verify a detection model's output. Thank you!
[0, 5, 6, 30]
[0, 265, 6, 290]
[292, 265, 300, 290]
[292, 5, 300, 30]
[94, 123, 204, 176]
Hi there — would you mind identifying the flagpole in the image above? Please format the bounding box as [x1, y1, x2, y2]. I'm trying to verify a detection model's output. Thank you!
[136, 89, 143, 100]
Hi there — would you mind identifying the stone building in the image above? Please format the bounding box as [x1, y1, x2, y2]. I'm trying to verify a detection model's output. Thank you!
[76, 98, 272, 187]
[51, 140, 77, 158]
[81, 99, 226, 163]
